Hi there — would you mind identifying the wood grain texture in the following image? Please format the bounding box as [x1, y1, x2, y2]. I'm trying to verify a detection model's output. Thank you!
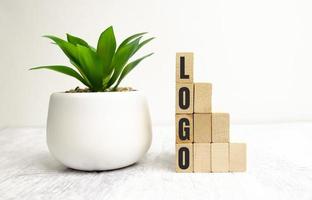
[212, 113, 230, 143]
[176, 114, 193, 143]
[211, 143, 229, 172]
[230, 143, 247, 172]
[194, 83, 212, 113]
[176, 52, 193, 83]
[194, 113, 211, 143]
[194, 143, 211, 172]
[176, 83, 193, 113]
[1, 125, 312, 200]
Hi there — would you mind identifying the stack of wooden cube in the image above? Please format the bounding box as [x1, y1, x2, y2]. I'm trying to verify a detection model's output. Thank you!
[175, 52, 247, 173]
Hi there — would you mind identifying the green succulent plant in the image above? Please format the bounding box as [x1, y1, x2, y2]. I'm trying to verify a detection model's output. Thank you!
[30, 26, 154, 92]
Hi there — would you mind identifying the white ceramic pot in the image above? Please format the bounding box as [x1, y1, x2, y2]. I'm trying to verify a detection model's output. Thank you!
[46, 91, 152, 171]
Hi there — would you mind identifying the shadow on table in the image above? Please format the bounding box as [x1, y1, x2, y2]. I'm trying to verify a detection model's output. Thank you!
[38, 151, 176, 173]
[144, 151, 175, 172]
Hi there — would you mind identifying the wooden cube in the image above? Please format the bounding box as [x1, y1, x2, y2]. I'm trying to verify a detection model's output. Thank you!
[194, 83, 212, 113]
[212, 113, 229, 143]
[176, 83, 193, 113]
[230, 143, 247, 172]
[211, 143, 229, 172]
[176, 114, 193, 143]
[176, 143, 193, 173]
[176, 52, 193, 83]
[194, 143, 211, 172]
[194, 114, 211, 143]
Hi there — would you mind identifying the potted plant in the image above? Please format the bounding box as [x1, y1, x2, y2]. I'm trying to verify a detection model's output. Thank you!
[31, 26, 154, 171]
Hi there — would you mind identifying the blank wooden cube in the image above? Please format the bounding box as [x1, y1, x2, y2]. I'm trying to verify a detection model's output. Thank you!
[176, 83, 193, 113]
[176, 114, 193, 143]
[212, 113, 229, 143]
[194, 114, 211, 143]
[194, 143, 211, 172]
[176, 52, 193, 83]
[176, 143, 193, 173]
[211, 143, 229, 172]
[230, 143, 247, 172]
[194, 83, 212, 113]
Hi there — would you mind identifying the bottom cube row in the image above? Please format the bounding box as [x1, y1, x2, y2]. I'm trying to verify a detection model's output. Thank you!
[176, 143, 246, 173]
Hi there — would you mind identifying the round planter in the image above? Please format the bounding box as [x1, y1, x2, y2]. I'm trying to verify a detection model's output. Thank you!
[46, 91, 152, 171]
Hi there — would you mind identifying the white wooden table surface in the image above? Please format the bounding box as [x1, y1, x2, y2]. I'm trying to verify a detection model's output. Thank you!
[0, 123, 312, 200]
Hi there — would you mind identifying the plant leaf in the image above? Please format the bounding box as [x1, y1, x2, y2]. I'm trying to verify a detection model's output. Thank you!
[97, 26, 116, 74]
[133, 37, 155, 55]
[44, 35, 80, 64]
[114, 53, 154, 89]
[117, 32, 147, 51]
[70, 60, 92, 86]
[44, 35, 94, 84]
[29, 65, 90, 87]
[66, 34, 89, 47]
[106, 37, 142, 87]
[77, 45, 105, 91]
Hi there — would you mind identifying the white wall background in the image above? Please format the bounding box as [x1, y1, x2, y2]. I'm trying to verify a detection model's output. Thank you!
[1, 0, 312, 128]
